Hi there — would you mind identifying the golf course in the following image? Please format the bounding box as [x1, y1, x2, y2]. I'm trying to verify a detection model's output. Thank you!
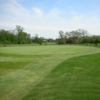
[0, 45, 100, 100]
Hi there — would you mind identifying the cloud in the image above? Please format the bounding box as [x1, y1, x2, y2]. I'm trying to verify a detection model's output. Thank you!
[1, 0, 30, 16]
[32, 7, 44, 17]
[0, 0, 100, 38]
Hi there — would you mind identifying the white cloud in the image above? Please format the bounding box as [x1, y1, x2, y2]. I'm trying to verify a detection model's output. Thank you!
[1, 0, 30, 17]
[0, 0, 100, 38]
[32, 7, 44, 17]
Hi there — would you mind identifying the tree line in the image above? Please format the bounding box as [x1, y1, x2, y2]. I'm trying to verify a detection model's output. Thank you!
[57, 29, 100, 46]
[0, 25, 55, 45]
[0, 25, 100, 46]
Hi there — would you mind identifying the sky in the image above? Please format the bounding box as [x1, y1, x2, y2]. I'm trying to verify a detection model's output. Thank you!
[0, 0, 100, 38]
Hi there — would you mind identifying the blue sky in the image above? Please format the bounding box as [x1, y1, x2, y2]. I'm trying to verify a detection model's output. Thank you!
[19, 0, 100, 13]
[0, 0, 100, 38]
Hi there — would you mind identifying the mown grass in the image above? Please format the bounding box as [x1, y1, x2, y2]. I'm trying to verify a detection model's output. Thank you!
[0, 62, 28, 76]
[23, 53, 100, 100]
[0, 45, 100, 100]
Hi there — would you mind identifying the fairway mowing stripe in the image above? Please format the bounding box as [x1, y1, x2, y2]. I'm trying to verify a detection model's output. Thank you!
[22, 53, 100, 100]
[0, 45, 100, 100]
[1, 52, 100, 100]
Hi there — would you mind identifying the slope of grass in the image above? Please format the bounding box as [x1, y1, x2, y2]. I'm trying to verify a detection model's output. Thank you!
[0, 45, 100, 100]
[23, 53, 100, 100]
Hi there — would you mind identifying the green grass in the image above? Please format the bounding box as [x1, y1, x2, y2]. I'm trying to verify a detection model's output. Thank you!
[23, 53, 100, 100]
[0, 45, 100, 100]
